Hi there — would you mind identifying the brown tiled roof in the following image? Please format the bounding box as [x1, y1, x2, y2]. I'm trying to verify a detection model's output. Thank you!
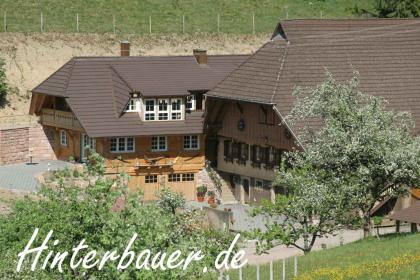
[208, 19, 420, 137]
[390, 201, 420, 224]
[32, 55, 248, 137]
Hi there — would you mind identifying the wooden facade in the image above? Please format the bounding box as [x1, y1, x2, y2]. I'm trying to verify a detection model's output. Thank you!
[207, 99, 297, 204]
[32, 94, 204, 201]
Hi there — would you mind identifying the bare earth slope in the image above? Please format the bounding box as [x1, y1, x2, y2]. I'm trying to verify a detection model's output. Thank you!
[0, 33, 268, 116]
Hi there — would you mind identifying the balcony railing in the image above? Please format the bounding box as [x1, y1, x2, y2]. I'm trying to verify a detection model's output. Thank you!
[41, 108, 83, 131]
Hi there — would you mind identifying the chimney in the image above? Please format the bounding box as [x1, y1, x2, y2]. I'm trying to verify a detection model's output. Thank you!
[193, 49, 207, 65]
[120, 40, 130, 56]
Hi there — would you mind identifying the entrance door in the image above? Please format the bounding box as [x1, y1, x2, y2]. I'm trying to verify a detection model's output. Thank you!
[242, 178, 250, 204]
[80, 134, 96, 162]
[205, 136, 219, 167]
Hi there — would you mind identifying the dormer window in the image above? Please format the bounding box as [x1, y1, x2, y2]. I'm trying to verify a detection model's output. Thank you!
[186, 95, 196, 111]
[145, 99, 156, 120]
[143, 98, 184, 121]
[171, 98, 182, 120]
[158, 99, 169, 120]
[125, 98, 141, 112]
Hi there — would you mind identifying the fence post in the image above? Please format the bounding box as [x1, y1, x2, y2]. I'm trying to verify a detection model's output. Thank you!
[269, 261, 273, 280]
[256, 264, 260, 280]
[40, 12, 44, 32]
[76, 13, 79, 32]
[239, 266, 243, 280]
[285, 6, 289, 19]
[217, 14, 220, 33]
[3, 11, 6, 32]
[149, 15, 152, 34]
[294, 256, 298, 277]
[252, 13, 255, 34]
[182, 14, 185, 33]
[113, 15, 116, 34]
[320, 10, 323, 19]
[282, 258, 286, 280]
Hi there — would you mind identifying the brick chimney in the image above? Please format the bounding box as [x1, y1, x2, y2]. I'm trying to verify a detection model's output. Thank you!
[120, 40, 130, 56]
[193, 49, 207, 65]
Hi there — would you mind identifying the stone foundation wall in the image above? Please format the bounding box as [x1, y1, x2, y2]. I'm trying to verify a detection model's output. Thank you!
[0, 124, 55, 165]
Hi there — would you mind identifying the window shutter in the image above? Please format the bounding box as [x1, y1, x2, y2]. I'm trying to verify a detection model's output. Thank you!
[244, 144, 249, 160]
[275, 149, 282, 166]
[250, 145, 254, 162]
[261, 147, 268, 164]
[232, 142, 240, 159]
[224, 140, 229, 157]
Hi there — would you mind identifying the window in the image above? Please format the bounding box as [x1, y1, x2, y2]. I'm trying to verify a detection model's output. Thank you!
[145, 99, 156, 120]
[256, 179, 264, 188]
[110, 137, 135, 153]
[144, 98, 184, 121]
[182, 173, 195, 181]
[224, 140, 233, 162]
[186, 95, 196, 110]
[60, 130, 67, 146]
[83, 134, 96, 151]
[158, 99, 169, 120]
[145, 175, 157, 183]
[125, 98, 140, 112]
[168, 174, 181, 182]
[151, 136, 167, 151]
[171, 98, 182, 120]
[183, 135, 199, 150]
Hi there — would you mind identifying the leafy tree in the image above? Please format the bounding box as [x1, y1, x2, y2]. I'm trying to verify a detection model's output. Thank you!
[287, 73, 420, 237]
[0, 58, 9, 107]
[251, 73, 420, 254]
[252, 164, 350, 254]
[354, 0, 420, 18]
[0, 152, 233, 279]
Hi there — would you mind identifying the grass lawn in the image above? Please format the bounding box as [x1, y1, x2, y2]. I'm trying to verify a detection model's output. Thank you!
[210, 233, 420, 280]
[0, 0, 373, 34]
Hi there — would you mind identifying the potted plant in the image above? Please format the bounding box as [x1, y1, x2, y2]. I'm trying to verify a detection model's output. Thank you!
[207, 190, 215, 204]
[196, 185, 207, 202]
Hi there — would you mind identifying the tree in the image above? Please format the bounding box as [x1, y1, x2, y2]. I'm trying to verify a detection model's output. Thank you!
[251, 164, 351, 254]
[251, 73, 420, 254]
[354, 0, 420, 18]
[0, 153, 234, 279]
[0, 58, 9, 107]
[287, 73, 420, 237]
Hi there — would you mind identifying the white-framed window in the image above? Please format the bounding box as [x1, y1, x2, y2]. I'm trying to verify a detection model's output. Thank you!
[83, 134, 96, 151]
[125, 98, 140, 112]
[143, 98, 184, 121]
[255, 179, 264, 188]
[110, 137, 135, 153]
[171, 98, 182, 120]
[145, 175, 158, 184]
[182, 173, 195, 182]
[186, 95, 196, 110]
[183, 135, 200, 150]
[151, 136, 167, 151]
[144, 99, 156, 120]
[168, 174, 181, 182]
[158, 99, 169, 120]
[60, 130, 67, 146]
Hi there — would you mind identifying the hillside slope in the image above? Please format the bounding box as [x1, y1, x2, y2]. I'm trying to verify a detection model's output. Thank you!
[0, 0, 371, 34]
[0, 33, 267, 116]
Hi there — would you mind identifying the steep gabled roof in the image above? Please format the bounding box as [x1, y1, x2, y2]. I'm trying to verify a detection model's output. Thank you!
[208, 19, 420, 137]
[32, 54, 248, 137]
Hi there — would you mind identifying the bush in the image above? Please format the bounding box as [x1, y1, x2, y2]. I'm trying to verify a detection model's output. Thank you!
[0, 154, 234, 279]
[0, 58, 9, 107]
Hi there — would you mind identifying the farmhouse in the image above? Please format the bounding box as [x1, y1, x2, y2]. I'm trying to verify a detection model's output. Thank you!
[29, 44, 247, 201]
[29, 19, 420, 207]
[205, 19, 420, 204]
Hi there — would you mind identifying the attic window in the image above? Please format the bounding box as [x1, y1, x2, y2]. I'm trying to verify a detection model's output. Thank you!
[125, 98, 141, 112]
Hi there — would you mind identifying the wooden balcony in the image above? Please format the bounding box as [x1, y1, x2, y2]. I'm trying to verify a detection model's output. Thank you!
[40, 108, 83, 131]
